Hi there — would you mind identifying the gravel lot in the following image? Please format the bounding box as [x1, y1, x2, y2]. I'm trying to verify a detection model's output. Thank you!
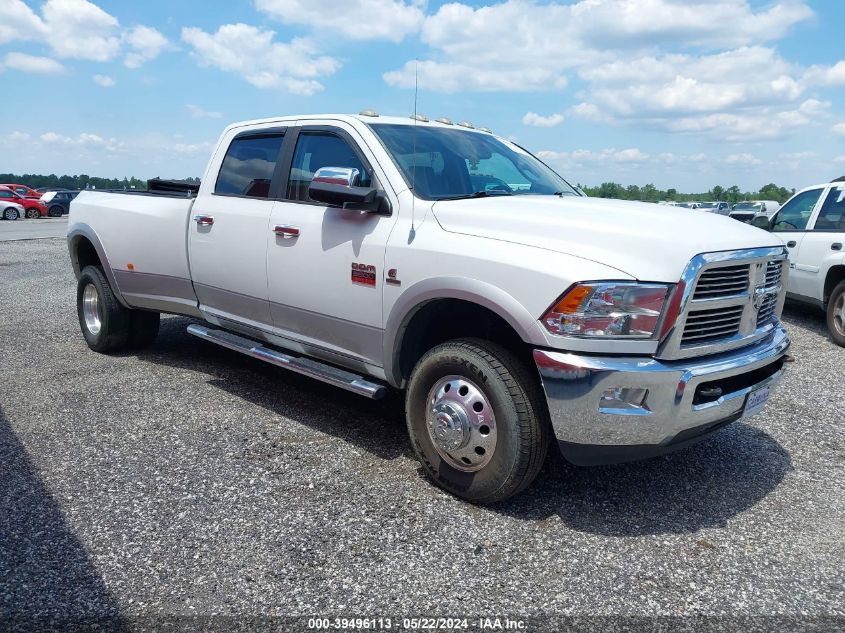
[1, 238, 843, 630]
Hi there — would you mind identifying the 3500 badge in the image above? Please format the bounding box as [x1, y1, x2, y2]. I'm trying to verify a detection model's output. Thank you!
[351, 262, 377, 287]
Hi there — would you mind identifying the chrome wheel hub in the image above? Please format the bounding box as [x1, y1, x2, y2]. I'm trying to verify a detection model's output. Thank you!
[835, 295, 845, 335]
[82, 283, 102, 335]
[427, 375, 496, 472]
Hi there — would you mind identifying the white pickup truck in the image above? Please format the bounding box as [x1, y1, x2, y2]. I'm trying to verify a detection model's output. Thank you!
[68, 113, 792, 503]
[754, 178, 845, 346]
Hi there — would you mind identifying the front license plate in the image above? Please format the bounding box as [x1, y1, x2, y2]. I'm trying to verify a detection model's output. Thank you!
[743, 386, 770, 419]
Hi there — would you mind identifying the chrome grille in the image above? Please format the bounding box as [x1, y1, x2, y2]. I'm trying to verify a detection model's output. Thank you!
[682, 305, 744, 345]
[657, 247, 789, 360]
[692, 264, 749, 299]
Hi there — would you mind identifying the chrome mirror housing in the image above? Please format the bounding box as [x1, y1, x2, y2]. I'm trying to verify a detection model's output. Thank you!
[312, 167, 360, 187]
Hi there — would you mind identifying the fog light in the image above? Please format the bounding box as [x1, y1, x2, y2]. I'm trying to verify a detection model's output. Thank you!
[599, 387, 650, 415]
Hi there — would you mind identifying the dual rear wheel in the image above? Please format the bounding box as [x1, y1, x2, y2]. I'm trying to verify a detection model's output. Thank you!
[77, 265, 160, 352]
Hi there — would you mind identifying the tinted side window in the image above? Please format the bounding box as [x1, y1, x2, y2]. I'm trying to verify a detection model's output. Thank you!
[773, 189, 823, 232]
[812, 188, 845, 231]
[215, 134, 284, 198]
[0, 191, 14, 199]
[287, 132, 370, 202]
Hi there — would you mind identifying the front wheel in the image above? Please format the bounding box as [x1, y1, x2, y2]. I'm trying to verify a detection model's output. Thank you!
[406, 338, 550, 504]
[827, 280, 845, 347]
[3, 206, 19, 220]
[26, 208, 41, 219]
[48, 206, 63, 217]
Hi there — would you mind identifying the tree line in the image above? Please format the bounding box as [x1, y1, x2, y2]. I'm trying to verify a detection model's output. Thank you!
[578, 182, 796, 204]
[0, 173, 200, 191]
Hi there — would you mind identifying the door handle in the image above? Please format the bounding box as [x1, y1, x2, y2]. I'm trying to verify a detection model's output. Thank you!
[833, 243, 843, 251]
[273, 225, 300, 238]
[193, 214, 214, 226]
[786, 240, 797, 248]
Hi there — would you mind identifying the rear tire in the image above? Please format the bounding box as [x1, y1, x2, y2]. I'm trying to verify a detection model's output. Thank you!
[3, 207, 19, 220]
[26, 208, 41, 219]
[77, 266, 130, 353]
[405, 338, 550, 504]
[129, 310, 160, 349]
[826, 280, 845, 347]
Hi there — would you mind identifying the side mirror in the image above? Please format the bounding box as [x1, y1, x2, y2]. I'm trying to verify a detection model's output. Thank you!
[307, 167, 390, 214]
[751, 214, 774, 231]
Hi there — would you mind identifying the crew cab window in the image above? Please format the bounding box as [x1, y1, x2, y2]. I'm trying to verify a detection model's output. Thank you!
[215, 133, 284, 198]
[773, 188, 823, 232]
[287, 132, 371, 202]
[812, 187, 845, 231]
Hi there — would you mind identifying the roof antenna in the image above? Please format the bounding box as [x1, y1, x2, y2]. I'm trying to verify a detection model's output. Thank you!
[409, 59, 418, 243]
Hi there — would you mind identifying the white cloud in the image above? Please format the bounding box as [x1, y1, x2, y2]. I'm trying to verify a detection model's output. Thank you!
[93, 74, 115, 87]
[522, 112, 565, 127]
[833, 123, 845, 136]
[255, 0, 424, 42]
[539, 147, 650, 165]
[725, 153, 762, 166]
[385, 0, 813, 93]
[123, 25, 168, 68]
[1, 51, 64, 73]
[39, 131, 125, 152]
[42, 0, 121, 61]
[182, 23, 340, 95]
[186, 104, 223, 119]
[7, 131, 31, 142]
[804, 61, 845, 87]
[0, 0, 166, 65]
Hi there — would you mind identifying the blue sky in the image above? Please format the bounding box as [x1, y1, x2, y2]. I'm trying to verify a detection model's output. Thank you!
[1, 0, 844, 191]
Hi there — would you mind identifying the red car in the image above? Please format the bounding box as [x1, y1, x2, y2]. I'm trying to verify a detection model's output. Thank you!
[0, 187, 47, 218]
[0, 183, 42, 198]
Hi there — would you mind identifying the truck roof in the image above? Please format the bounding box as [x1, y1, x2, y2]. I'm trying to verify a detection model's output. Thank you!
[225, 113, 494, 135]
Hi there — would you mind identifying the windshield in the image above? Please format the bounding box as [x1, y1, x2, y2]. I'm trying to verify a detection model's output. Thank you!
[733, 203, 761, 211]
[369, 124, 578, 200]
[697, 202, 718, 209]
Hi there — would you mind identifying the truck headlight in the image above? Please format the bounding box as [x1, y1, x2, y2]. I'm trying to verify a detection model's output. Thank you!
[542, 283, 671, 338]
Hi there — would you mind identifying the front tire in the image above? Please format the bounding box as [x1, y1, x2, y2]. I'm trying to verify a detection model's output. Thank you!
[406, 338, 550, 504]
[26, 208, 41, 219]
[48, 205, 63, 217]
[3, 206, 19, 220]
[77, 266, 130, 352]
[827, 280, 845, 347]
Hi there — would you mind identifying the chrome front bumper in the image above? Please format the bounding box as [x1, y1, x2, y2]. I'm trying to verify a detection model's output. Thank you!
[534, 325, 790, 465]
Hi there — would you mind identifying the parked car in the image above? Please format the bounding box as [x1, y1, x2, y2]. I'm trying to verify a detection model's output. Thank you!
[0, 183, 42, 198]
[0, 186, 47, 218]
[41, 190, 80, 216]
[696, 201, 731, 215]
[754, 178, 845, 346]
[68, 113, 791, 503]
[1, 200, 25, 220]
[730, 200, 780, 223]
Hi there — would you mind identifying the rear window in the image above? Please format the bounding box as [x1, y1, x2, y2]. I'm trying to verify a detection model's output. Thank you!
[215, 134, 284, 198]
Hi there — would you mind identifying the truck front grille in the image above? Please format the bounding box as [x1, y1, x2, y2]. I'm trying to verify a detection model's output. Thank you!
[681, 305, 744, 345]
[692, 264, 749, 299]
[658, 247, 788, 360]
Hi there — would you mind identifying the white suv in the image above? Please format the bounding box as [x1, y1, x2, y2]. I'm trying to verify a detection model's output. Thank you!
[763, 178, 845, 345]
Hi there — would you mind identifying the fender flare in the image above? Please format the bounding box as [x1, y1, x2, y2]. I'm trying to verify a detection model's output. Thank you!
[382, 276, 547, 387]
[67, 223, 130, 308]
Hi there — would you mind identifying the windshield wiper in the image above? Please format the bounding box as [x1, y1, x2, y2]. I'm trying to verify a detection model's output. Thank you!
[438, 190, 513, 201]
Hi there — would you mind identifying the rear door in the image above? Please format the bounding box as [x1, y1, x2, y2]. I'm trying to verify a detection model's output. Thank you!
[773, 186, 828, 300]
[265, 121, 398, 366]
[188, 126, 287, 330]
[789, 185, 845, 304]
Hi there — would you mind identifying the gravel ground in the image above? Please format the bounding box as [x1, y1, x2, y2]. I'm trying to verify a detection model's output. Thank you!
[0, 239, 843, 630]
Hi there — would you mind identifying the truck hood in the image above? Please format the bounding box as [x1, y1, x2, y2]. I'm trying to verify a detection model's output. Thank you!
[431, 195, 782, 282]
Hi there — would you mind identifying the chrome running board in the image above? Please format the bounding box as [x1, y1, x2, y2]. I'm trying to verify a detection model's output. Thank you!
[187, 324, 387, 399]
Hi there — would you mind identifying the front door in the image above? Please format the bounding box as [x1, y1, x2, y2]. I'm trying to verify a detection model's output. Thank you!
[189, 127, 286, 330]
[790, 185, 845, 303]
[265, 122, 398, 367]
[772, 186, 826, 301]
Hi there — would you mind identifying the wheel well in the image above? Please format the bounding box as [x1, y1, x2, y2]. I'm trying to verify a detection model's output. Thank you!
[73, 236, 102, 273]
[397, 299, 531, 383]
[825, 265, 845, 305]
